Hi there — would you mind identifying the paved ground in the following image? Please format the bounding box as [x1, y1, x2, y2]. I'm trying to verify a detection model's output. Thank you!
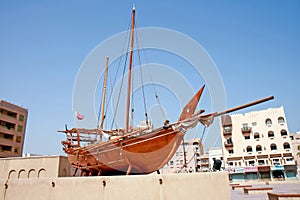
[231, 182, 300, 200]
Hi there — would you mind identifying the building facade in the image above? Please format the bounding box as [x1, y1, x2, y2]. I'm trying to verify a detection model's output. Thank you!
[0, 100, 28, 158]
[160, 138, 204, 173]
[290, 132, 300, 177]
[198, 153, 209, 171]
[220, 106, 297, 182]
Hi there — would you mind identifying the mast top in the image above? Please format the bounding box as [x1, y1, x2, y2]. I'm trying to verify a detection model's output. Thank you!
[132, 4, 135, 11]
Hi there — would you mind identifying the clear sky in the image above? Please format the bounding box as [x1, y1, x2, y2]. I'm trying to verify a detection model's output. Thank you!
[0, 0, 299, 155]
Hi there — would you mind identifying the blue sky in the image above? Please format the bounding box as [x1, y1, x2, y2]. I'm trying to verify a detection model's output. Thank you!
[0, 1, 299, 155]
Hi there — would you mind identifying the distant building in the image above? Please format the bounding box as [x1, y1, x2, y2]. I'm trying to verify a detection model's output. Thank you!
[198, 153, 209, 172]
[160, 138, 204, 173]
[290, 132, 300, 177]
[220, 106, 297, 182]
[0, 100, 28, 158]
[208, 148, 225, 171]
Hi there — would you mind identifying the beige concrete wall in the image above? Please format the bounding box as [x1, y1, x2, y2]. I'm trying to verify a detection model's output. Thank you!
[0, 156, 70, 179]
[0, 172, 230, 200]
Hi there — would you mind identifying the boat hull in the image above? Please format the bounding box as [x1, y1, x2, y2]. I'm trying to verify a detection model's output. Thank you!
[64, 128, 184, 175]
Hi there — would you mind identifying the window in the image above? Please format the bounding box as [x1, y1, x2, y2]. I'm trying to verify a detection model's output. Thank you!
[224, 126, 232, 133]
[258, 160, 265, 165]
[170, 161, 174, 165]
[265, 118, 272, 126]
[270, 143, 277, 151]
[242, 123, 248, 129]
[228, 162, 233, 166]
[228, 149, 234, 154]
[1, 145, 12, 152]
[19, 114, 24, 122]
[252, 122, 257, 126]
[227, 138, 232, 144]
[244, 135, 250, 140]
[249, 160, 255, 166]
[246, 146, 253, 152]
[16, 136, 22, 143]
[281, 129, 288, 136]
[278, 117, 285, 124]
[14, 147, 19, 154]
[256, 145, 262, 152]
[17, 125, 23, 132]
[268, 131, 275, 138]
[2, 133, 13, 141]
[283, 142, 291, 149]
[254, 132, 260, 139]
[286, 158, 293, 162]
[273, 159, 280, 165]
[0, 120, 15, 130]
[242, 123, 249, 131]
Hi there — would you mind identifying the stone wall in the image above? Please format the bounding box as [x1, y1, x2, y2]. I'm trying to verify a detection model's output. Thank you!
[0, 156, 71, 179]
[0, 172, 230, 200]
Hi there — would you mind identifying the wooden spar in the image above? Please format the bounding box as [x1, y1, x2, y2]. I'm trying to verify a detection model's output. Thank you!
[125, 6, 136, 133]
[99, 57, 109, 140]
[200, 96, 275, 119]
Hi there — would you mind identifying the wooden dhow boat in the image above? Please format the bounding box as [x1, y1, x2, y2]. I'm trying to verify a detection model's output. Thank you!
[59, 7, 274, 176]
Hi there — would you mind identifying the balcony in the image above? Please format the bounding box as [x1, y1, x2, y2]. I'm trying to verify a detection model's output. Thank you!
[0, 125, 16, 134]
[223, 129, 232, 136]
[199, 162, 209, 166]
[241, 127, 252, 134]
[224, 142, 233, 148]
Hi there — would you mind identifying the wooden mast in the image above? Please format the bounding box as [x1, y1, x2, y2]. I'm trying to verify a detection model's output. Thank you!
[99, 57, 109, 141]
[126, 5, 136, 133]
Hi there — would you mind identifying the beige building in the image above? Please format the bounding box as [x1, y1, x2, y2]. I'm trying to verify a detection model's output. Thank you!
[208, 147, 225, 171]
[220, 106, 297, 181]
[160, 138, 204, 173]
[198, 153, 209, 171]
[0, 100, 28, 158]
[197, 148, 225, 172]
[290, 132, 300, 177]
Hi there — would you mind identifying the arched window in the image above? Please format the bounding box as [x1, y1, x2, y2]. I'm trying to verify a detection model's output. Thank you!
[270, 143, 277, 151]
[246, 146, 253, 152]
[278, 117, 285, 124]
[193, 142, 199, 146]
[256, 145, 262, 152]
[268, 131, 275, 138]
[283, 142, 291, 149]
[18, 169, 26, 179]
[281, 129, 288, 136]
[265, 118, 272, 126]
[38, 169, 47, 178]
[8, 170, 17, 179]
[254, 132, 260, 139]
[28, 169, 36, 178]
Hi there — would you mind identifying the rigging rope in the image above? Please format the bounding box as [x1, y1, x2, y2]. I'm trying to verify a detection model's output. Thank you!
[135, 26, 167, 121]
[109, 30, 131, 130]
[136, 32, 149, 125]
[96, 22, 132, 131]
